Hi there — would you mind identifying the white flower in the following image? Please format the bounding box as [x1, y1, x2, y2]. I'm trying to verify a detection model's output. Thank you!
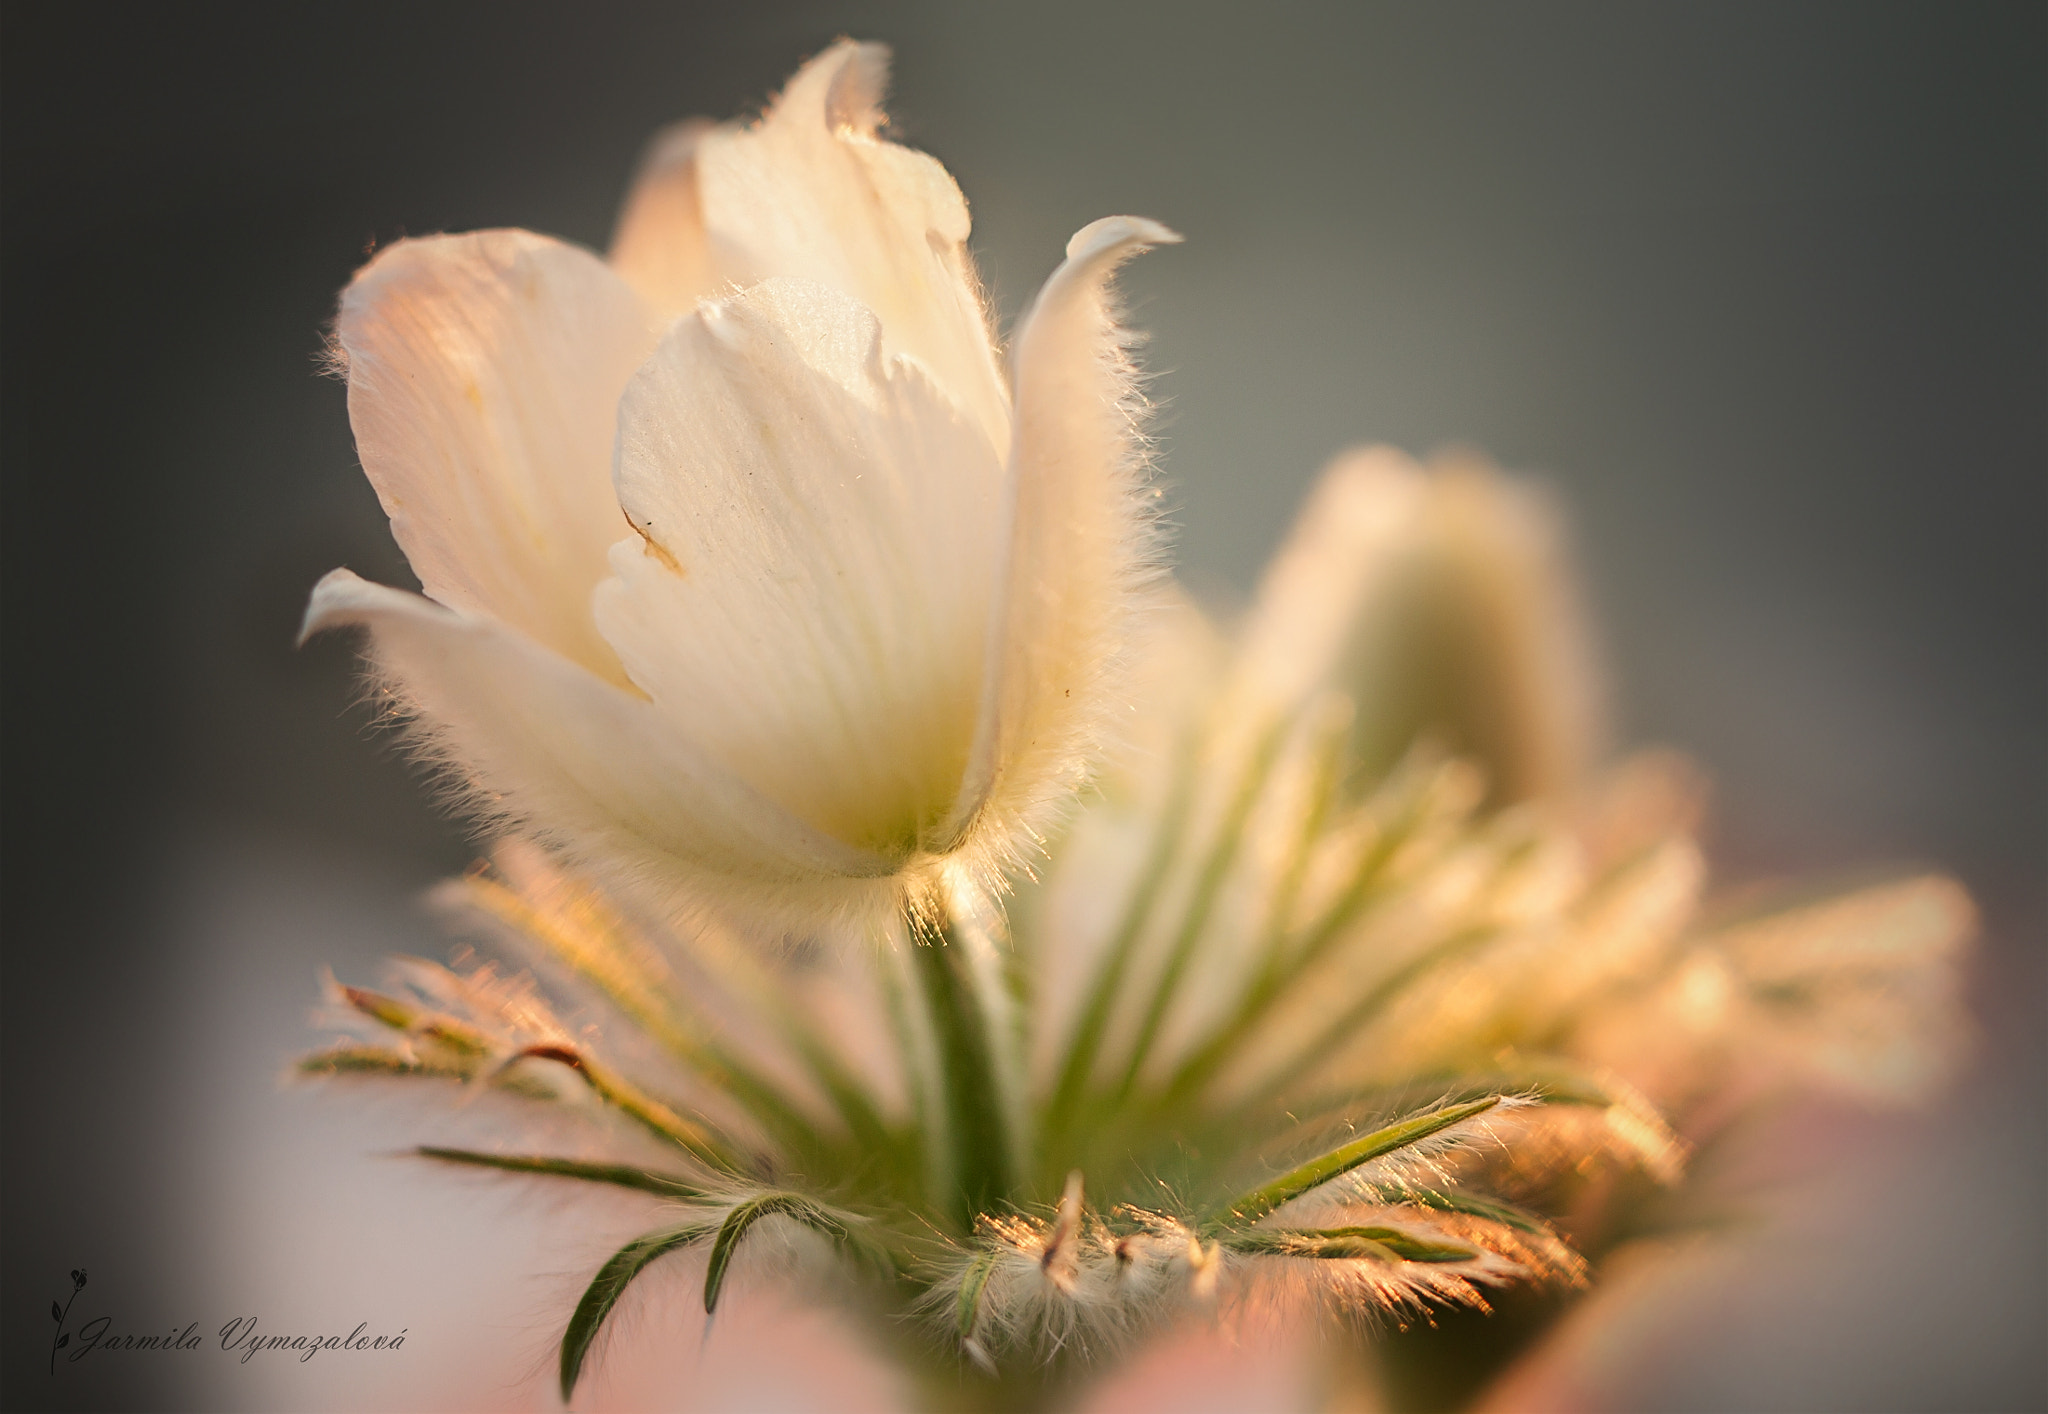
[302, 42, 1177, 930]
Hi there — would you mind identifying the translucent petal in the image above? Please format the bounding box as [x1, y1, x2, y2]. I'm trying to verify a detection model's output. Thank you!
[336, 230, 660, 684]
[954, 217, 1179, 857]
[691, 40, 1010, 453]
[608, 120, 718, 318]
[302, 569, 898, 921]
[594, 278, 1006, 860]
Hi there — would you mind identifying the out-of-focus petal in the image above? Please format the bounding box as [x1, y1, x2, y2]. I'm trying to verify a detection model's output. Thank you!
[336, 230, 659, 685]
[1713, 873, 1975, 1100]
[1233, 448, 1426, 721]
[951, 217, 1179, 861]
[608, 120, 718, 318]
[692, 40, 1010, 453]
[1235, 448, 1604, 806]
[302, 569, 899, 922]
[1578, 749, 1711, 869]
[594, 277, 1006, 860]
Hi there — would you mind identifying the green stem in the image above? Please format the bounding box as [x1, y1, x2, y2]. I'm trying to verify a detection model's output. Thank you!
[880, 938, 946, 1206]
[910, 921, 1014, 1230]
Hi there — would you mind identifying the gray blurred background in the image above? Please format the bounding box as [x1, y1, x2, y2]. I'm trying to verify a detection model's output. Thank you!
[3, 2, 2041, 1409]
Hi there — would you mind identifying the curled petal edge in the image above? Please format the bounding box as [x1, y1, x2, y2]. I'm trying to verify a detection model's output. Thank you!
[940, 216, 1181, 870]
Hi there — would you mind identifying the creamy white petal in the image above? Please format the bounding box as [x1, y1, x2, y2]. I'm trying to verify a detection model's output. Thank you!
[607, 120, 718, 318]
[952, 217, 1180, 858]
[594, 277, 1007, 860]
[337, 230, 660, 684]
[691, 40, 1009, 453]
[302, 569, 899, 919]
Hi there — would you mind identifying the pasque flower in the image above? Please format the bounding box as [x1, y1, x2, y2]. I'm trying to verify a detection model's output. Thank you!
[303, 40, 1176, 928]
[299, 41, 1973, 1414]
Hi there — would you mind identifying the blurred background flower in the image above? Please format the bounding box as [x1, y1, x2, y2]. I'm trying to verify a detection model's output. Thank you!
[2, 3, 2039, 1410]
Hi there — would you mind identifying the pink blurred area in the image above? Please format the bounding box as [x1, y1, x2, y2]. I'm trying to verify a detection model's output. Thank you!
[152, 826, 913, 1413]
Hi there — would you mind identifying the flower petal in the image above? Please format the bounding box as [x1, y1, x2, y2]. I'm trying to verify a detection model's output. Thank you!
[608, 120, 718, 318]
[1233, 448, 1426, 721]
[691, 40, 1010, 454]
[950, 217, 1179, 860]
[594, 278, 1007, 860]
[1711, 873, 1975, 1101]
[302, 569, 900, 922]
[337, 230, 660, 685]
[1233, 449, 1603, 805]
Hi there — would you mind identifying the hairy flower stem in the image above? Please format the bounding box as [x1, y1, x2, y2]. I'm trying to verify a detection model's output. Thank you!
[910, 919, 1017, 1230]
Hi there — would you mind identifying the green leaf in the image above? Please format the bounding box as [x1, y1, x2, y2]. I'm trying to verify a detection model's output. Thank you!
[954, 1248, 1001, 1344]
[1224, 1224, 1477, 1263]
[1043, 736, 1201, 1134]
[1278, 1057, 1635, 1135]
[703, 1192, 888, 1316]
[296, 1043, 563, 1101]
[1376, 1185, 1551, 1235]
[460, 871, 882, 1169]
[337, 984, 419, 1031]
[1152, 760, 1452, 1119]
[412, 1017, 495, 1059]
[1111, 721, 1290, 1105]
[1242, 924, 1498, 1105]
[414, 1147, 705, 1199]
[332, 982, 494, 1060]
[296, 1044, 459, 1079]
[1204, 1096, 1501, 1233]
[559, 1222, 715, 1400]
[500, 1044, 739, 1173]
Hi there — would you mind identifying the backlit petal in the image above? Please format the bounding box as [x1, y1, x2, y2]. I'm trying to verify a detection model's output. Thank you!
[953, 217, 1179, 857]
[303, 569, 899, 922]
[692, 41, 1009, 452]
[607, 120, 718, 318]
[337, 230, 660, 684]
[595, 278, 1007, 859]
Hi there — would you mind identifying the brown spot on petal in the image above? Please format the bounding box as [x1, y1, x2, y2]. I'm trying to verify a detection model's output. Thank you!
[622, 509, 685, 575]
